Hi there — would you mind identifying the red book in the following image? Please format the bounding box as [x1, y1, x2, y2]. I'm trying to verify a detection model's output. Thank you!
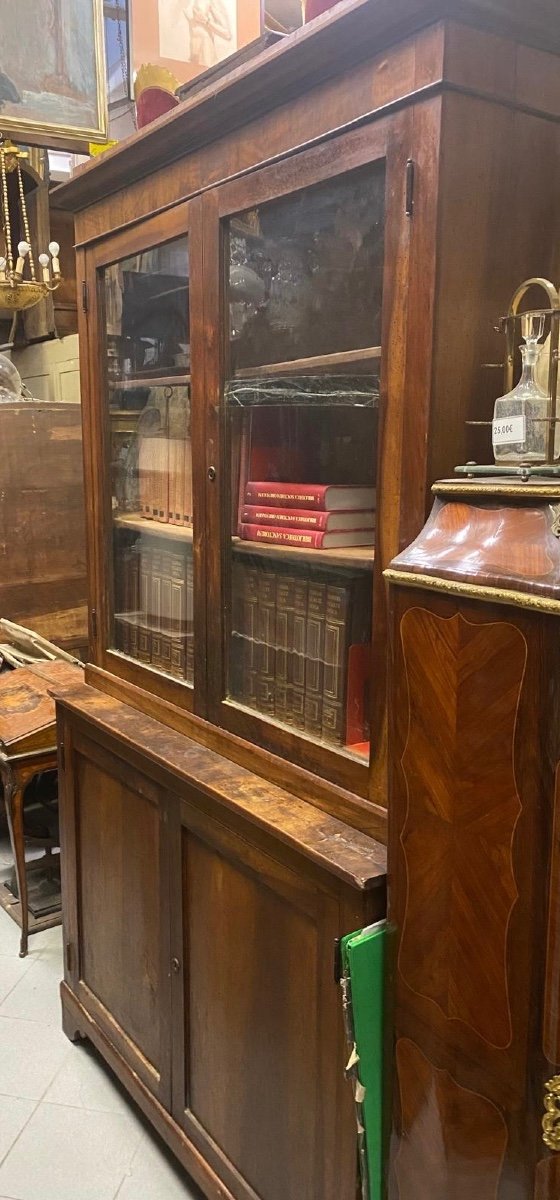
[244, 482, 376, 511]
[238, 524, 375, 549]
[241, 505, 375, 531]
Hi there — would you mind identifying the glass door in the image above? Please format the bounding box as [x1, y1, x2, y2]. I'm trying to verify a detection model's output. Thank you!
[91, 203, 203, 706]
[206, 131, 389, 792]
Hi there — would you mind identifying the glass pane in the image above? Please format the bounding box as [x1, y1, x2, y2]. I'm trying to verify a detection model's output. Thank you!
[229, 161, 384, 373]
[104, 237, 194, 685]
[225, 163, 385, 762]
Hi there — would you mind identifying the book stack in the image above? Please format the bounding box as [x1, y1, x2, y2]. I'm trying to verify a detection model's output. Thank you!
[137, 433, 193, 526]
[231, 555, 371, 748]
[239, 482, 376, 550]
[114, 533, 194, 682]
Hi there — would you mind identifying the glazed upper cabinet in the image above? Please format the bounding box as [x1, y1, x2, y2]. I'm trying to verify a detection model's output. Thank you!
[60, 1, 560, 830]
[85, 121, 405, 800]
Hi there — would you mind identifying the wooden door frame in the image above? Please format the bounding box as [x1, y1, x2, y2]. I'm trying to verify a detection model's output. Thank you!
[201, 110, 414, 801]
[82, 197, 208, 716]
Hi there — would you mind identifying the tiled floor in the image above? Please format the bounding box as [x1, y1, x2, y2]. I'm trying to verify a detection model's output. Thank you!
[0, 841, 202, 1200]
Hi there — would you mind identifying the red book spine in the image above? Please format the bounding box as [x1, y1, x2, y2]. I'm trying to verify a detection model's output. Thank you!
[239, 524, 326, 549]
[244, 482, 329, 510]
[241, 506, 330, 530]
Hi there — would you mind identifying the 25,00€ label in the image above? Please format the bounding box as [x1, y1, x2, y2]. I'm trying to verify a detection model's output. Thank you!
[492, 415, 527, 446]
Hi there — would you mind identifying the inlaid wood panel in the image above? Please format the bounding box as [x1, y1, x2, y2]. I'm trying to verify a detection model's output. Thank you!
[76, 754, 162, 1072]
[394, 1038, 508, 1200]
[544, 764, 560, 1066]
[534, 1156, 560, 1198]
[398, 609, 526, 1047]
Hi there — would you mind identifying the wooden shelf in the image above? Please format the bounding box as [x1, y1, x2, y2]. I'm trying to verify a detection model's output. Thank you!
[231, 536, 374, 570]
[114, 514, 194, 542]
[232, 347, 381, 380]
[109, 374, 190, 391]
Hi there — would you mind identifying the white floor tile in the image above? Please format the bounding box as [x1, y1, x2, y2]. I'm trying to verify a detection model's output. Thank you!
[0, 1017, 70, 1100]
[44, 1044, 131, 1116]
[0, 1102, 143, 1200]
[0, 960, 33, 1007]
[0, 1097, 36, 1165]
[0, 916, 23, 960]
[117, 1133, 202, 1200]
[0, 955, 63, 1026]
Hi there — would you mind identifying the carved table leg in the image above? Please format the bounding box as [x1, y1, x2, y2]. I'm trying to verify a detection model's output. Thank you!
[4, 769, 29, 957]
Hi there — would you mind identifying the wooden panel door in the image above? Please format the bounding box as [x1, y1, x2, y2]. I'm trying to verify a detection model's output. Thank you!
[168, 788, 357, 1200]
[59, 715, 172, 1108]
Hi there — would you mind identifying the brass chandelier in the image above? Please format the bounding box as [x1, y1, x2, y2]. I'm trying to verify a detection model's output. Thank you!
[0, 138, 62, 312]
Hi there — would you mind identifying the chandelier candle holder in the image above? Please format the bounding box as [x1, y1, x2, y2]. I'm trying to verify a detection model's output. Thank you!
[0, 137, 63, 312]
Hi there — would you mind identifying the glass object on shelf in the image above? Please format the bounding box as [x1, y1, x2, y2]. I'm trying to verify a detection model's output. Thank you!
[228, 162, 385, 373]
[103, 236, 194, 684]
[492, 312, 555, 464]
[223, 163, 384, 762]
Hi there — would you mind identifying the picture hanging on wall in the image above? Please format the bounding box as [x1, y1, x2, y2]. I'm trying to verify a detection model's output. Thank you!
[0, 0, 107, 149]
[132, 0, 262, 89]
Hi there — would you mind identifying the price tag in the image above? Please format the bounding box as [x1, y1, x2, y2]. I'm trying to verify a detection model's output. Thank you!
[492, 415, 526, 446]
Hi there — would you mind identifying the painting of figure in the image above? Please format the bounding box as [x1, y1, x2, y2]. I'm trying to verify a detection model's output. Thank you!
[158, 0, 238, 70]
[0, 0, 106, 146]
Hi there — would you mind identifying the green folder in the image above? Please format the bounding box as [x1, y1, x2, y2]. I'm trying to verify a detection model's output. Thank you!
[340, 921, 387, 1200]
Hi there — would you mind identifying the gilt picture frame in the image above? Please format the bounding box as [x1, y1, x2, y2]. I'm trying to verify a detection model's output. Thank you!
[0, 0, 107, 150]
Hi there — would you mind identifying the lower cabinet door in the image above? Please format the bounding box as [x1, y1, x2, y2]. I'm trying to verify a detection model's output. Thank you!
[62, 723, 171, 1108]
[168, 788, 355, 1200]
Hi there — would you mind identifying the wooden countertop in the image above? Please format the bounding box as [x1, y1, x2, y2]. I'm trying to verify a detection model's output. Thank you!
[53, 680, 386, 891]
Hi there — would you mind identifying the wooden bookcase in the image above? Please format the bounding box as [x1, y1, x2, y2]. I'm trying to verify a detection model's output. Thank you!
[52, 3, 560, 1198]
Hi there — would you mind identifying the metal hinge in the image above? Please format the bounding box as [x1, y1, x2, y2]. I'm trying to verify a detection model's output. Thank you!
[81, 280, 89, 313]
[65, 942, 73, 974]
[91, 608, 98, 640]
[59, 741, 65, 772]
[405, 159, 415, 217]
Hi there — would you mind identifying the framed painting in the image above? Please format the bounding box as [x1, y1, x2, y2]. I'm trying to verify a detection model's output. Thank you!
[132, 0, 262, 89]
[0, 0, 107, 150]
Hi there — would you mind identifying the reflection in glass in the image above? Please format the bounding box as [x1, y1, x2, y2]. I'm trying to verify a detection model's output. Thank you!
[104, 237, 194, 684]
[229, 163, 385, 372]
[225, 164, 385, 760]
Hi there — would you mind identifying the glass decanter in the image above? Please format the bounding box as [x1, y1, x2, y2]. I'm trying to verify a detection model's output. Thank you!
[492, 312, 553, 464]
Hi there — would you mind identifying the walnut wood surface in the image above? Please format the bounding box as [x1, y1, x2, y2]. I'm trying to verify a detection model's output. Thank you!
[57, 701, 383, 1200]
[393, 496, 560, 595]
[393, 1038, 508, 1200]
[544, 765, 560, 1067]
[534, 1157, 560, 1199]
[0, 661, 82, 752]
[76, 752, 162, 1074]
[398, 608, 525, 1048]
[54, 681, 386, 890]
[388, 574, 554, 1196]
[54, 0, 560, 215]
[0, 404, 87, 649]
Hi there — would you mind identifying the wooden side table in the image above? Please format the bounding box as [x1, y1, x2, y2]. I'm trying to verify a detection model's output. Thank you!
[0, 660, 83, 956]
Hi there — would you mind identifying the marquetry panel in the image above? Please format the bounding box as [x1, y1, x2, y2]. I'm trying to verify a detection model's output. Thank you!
[534, 1156, 560, 1198]
[394, 1038, 508, 1200]
[398, 609, 526, 1047]
[544, 765, 560, 1066]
